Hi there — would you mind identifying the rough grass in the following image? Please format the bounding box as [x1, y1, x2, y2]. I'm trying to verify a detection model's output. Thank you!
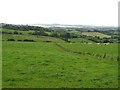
[2, 41, 118, 88]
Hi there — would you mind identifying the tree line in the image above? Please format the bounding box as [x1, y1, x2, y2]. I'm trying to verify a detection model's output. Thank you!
[1, 23, 49, 31]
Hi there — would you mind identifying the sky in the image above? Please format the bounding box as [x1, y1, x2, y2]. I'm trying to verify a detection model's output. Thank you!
[0, 0, 119, 26]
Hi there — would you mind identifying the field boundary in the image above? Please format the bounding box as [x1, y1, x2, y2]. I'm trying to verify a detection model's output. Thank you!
[55, 43, 118, 61]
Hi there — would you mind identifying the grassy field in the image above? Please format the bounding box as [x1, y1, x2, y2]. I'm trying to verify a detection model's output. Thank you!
[68, 38, 94, 43]
[2, 29, 34, 35]
[2, 29, 118, 88]
[69, 30, 81, 36]
[2, 34, 65, 43]
[82, 32, 111, 38]
[58, 43, 118, 58]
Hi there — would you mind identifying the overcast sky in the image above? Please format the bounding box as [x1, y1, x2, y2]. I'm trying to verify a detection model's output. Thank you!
[0, 0, 119, 26]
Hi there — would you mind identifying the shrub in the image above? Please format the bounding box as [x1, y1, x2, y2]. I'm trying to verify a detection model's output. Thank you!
[17, 40, 22, 41]
[45, 40, 51, 42]
[51, 32, 59, 37]
[23, 39, 35, 42]
[19, 32, 22, 35]
[7, 39, 15, 41]
[13, 31, 18, 34]
[103, 39, 109, 43]
[62, 38, 71, 43]
[8, 32, 13, 34]
[28, 32, 32, 35]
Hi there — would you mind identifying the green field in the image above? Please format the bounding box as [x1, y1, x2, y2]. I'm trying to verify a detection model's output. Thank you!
[2, 34, 65, 43]
[2, 29, 34, 35]
[68, 38, 94, 43]
[82, 32, 111, 38]
[2, 29, 118, 88]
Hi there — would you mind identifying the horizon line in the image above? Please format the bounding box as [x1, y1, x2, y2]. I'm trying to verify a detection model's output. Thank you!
[1, 22, 118, 27]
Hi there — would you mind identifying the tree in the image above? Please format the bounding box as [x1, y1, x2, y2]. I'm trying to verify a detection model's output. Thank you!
[103, 39, 109, 43]
[51, 32, 59, 37]
[2, 23, 50, 31]
[60, 32, 71, 38]
[32, 31, 48, 37]
[13, 31, 18, 34]
[7, 39, 15, 41]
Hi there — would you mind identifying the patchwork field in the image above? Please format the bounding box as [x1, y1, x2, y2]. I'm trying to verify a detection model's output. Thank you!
[2, 28, 118, 88]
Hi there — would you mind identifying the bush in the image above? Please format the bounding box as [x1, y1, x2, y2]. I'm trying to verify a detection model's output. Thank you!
[17, 40, 22, 41]
[45, 40, 51, 42]
[7, 39, 15, 41]
[23, 39, 35, 42]
[103, 39, 109, 43]
[19, 32, 22, 35]
[62, 38, 71, 43]
[28, 32, 32, 35]
[8, 32, 13, 34]
[51, 32, 59, 37]
[13, 31, 18, 34]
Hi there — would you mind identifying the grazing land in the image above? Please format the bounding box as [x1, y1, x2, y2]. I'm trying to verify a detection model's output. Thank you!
[82, 32, 111, 38]
[1, 24, 119, 88]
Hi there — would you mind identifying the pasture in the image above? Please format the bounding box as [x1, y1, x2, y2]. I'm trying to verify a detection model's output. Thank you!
[2, 29, 118, 88]
[82, 32, 111, 38]
[2, 29, 34, 35]
[68, 38, 94, 43]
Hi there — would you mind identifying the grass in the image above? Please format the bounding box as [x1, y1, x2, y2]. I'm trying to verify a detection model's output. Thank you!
[69, 30, 81, 36]
[82, 32, 111, 38]
[2, 41, 118, 88]
[2, 29, 118, 88]
[68, 38, 94, 43]
[2, 34, 65, 43]
[58, 43, 118, 57]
